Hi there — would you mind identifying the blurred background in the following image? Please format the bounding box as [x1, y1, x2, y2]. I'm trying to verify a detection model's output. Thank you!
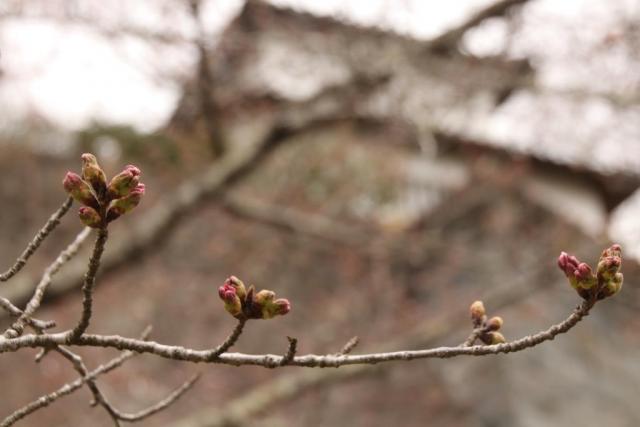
[1, 0, 640, 426]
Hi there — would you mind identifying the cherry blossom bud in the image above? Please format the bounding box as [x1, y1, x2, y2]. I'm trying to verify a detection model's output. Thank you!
[470, 301, 486, 325]
[489, 332, 506, 344]
[107, 166, 141, 200]
[253, 289, 291, 319]
[599, 272, 624, 299]
[557, 252, 579, 277]
[574, 262, 596, 290]
[78, 207, 102, 228]
[225, 276, 247, 302]
[262, 298, 291, 319]
[81, 153, 108, 199]
[218, 283, 242, 318]
[106, 183, 145, 222]
[486, 316, 503, 331]
[63, 172, 99, 209]
[597, 256, 622, 281]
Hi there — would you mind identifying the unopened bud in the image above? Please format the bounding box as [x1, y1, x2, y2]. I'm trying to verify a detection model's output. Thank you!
[218, 283, 242, 318]
[252, 290, 291, 319]
[489, 332, 506, 344]
[78, 207, 102, 228]
[225, 276, 247, 302]
[557, 252, 579, 277]
[63, 172, 99, 209]
[262, 298, 291, 319]
[470, 301, 486, 325]
[107, 166, 141, 200]
[81, 153, 107, 199]
[486, 316, 503, 331]
[597, 256, 621, 281]
[599, 272, 624, 299]
[106, 183, 145, 222]
[574, 262, 596, 290]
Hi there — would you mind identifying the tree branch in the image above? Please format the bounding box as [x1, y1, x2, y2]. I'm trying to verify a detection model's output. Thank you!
[428, 0, 530, 53]
[0, 197, 73, 283]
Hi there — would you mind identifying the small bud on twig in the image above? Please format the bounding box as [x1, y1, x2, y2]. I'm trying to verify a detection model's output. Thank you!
[81, 153, 108, 200]
[217, 276, 291, 320]
[470, 301, 486, 326]
[78, 207, 102, 229]
[107, 166, 141, 200]
[63, 172, 99, 209]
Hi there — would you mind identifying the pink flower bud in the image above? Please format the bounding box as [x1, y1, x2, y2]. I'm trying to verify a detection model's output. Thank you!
[124, 165, 141, 177]
[225, 276, 247, 302]
[106, 183, 144, 222]
[218, 283, 242, 318]
[81, 153, 108, 199]
[63, 172, 99, 209]
[107, 167, 140, 200]
[78, 206, 102, 228]
[557, 252, 580, 277]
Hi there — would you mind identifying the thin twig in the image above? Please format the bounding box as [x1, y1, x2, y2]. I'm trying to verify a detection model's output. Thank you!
[337, 336, 360, 355]
[0, 297, 55, 332]
[279, 337, 298, 367]
[110, 374, 201, 422]
[0, 197, 73, 283]
[5, 227, 92, 338]
[67, 228, 109, 343]
[0, 348, 135, 427]
[206, 318, 247, 361]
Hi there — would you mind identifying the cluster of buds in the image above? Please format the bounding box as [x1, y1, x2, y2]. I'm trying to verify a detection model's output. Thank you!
[557, 244, 623, 300]
[218, 276, 291, 320]
[63, 153, 145, 228]
[469, 301, 506, 345]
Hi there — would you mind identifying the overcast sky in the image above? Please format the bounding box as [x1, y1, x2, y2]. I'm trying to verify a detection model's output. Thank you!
[2, 0, 627, 131]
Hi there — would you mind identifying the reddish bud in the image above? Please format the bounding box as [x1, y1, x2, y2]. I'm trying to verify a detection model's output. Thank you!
[78, 206, 102, 228]
[218, 283, 242, 318]
[63, 172, 99, 209]
[106, 183, 145, 222]
[107, 167, 141, 200]
[557, 252, 579, 277]
[225, 276, 247, 302]
[252, 289, 291, 319]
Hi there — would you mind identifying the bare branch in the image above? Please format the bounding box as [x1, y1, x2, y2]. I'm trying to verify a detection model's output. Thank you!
[337, 336, 360, 356]
[0, 297, 55, 331]
[206, 318, 247, 361]
[0, 347, 136, 427]
[221, 194, 369, 247]
[1, 298, 596, 367]
[4, 227, 91, 338]
[67, 228, 109, 342]
[279, 337, 298, 367]
[0, 197, 73, 283]
[428, 0, 530, 53]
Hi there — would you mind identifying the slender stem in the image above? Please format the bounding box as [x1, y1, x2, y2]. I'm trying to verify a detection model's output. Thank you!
[0, 197, 73, 283]
[5, 227, 91, 338]
[67, 228, 109, 343]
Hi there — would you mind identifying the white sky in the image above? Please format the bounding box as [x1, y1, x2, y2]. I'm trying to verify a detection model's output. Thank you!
[0, 0, 603, 132]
